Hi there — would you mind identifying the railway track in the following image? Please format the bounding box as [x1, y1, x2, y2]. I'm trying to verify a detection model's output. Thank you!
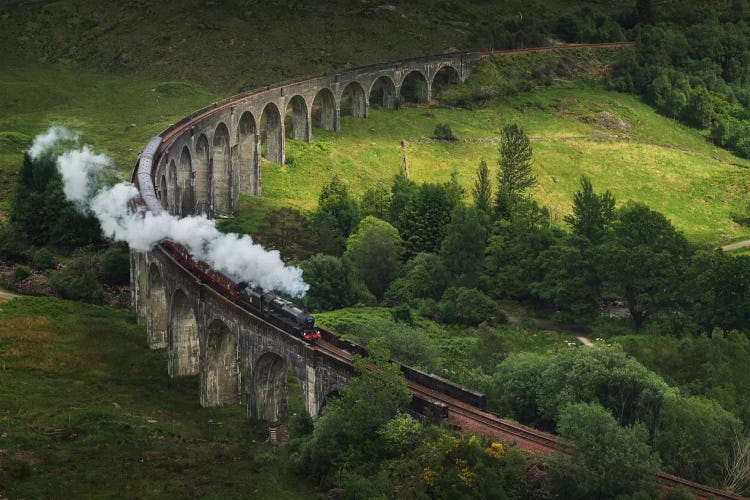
[312, 336, 745, 499]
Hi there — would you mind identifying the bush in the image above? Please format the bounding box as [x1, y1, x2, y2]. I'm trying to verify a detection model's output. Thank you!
[390, 303, 413, 324]
[99, 247, 130, 285]
[50, 268, 103, 304]
[437, 287, 499, 325]
[49, 253, 103, 304]
[31, 247, 56, 270]
[11, 265, 32, 283]
[433, 123, 457, 141]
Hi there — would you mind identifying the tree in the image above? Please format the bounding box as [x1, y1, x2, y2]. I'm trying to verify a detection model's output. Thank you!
[384, 252, 448, 303]
[491, 352, 554, 428]
[301, 254, 354, 311]
[440, 205, 487, 288]
[537, 344, 669, 433]
[684, 251, 750, 333]
[654, 394, 741, 486]
[11, 153, 101, 250]
[482, 198, 558, 299]
[598, 202, 692, 328]
[316, 174, 360, 238]
[496, 123, 535, 217]
[361, 181, 392, 221]
[344, 216, 403, 301]
[437, 287, 499, 326]
[397, 182, 456, 257]
[388, 173, 418, 226]
[532, 235, 601, 322]
[564, 175, 616, 244]
[258, 207, 314, 261]
[549, 402, 661, 499]
[296, 343, 410, 478]
[472, 159, 493, 214]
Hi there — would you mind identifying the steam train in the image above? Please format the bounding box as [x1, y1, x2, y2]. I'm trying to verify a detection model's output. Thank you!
[162, 241, 321, 342]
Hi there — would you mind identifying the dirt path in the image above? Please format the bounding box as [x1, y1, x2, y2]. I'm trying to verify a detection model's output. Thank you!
[507, 315, 593, 346]
[0, 290, 18, 303]
[722, 239, 750, 252]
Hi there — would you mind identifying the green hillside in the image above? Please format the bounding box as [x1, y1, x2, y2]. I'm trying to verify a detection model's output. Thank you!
[0, 296, 317, 498]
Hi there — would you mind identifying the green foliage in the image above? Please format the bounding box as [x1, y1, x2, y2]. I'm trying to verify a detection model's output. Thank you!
[683, 251, 750, 333]
[532, 235, 601, 322]
[385, 252, 449, 303]
[259, 207, 316, 261]
[98, 246, 129, 285]
[654, 394, 741, 486]
[496, 123, 535, 217]
[360, 181, 391, 221]
[433, 123, 457, 141]
[437, 287, 499, 326]
[599, 202, 692, 328]
[482, 198, 557, 300]
[49, 253, 103, 304]
[11, 264, 32, 284]
[30, 247, 57, 270]
[390, 303, 413, 325]
[377, 412, 422, 456]
[440, 206, 487, 288]
[288, 411, 314, 440]
[564, 175, 616, 243]
[10, 153, 101, 251]
[397, 181, 457, 257]
[490, 352, 554, 427]
[471, 159, 492, 214]
[301, 254, 354, 312]
[537, 344, 669, 432]
[315, 174, 360, 239]
[344, 216, 403, 301]
[296, 344, 410, 481]
[549, 402, 661, 499]
[0, 223, 27, 261]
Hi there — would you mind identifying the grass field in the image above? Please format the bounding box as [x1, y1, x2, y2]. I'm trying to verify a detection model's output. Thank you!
[0, 65, 217, 212]
[263, 83, 750, 245]
[0, 296, 318, 499]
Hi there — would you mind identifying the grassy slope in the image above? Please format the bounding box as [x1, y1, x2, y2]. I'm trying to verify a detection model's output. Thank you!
[0, 296, 317, 499]
[263, 82, 750, 245]
[0, 66, 217, 211]
[0, 0, 632, 94]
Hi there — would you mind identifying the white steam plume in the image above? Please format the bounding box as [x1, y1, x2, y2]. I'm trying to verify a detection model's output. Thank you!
[32, 126, 309, 297]
[28, 126, 77, 160]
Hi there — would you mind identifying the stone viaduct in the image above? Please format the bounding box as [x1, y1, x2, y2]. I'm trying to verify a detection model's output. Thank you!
[130, 50, 482, 422]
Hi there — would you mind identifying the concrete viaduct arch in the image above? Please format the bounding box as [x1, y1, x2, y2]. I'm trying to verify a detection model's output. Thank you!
[147, 52, 476, 216]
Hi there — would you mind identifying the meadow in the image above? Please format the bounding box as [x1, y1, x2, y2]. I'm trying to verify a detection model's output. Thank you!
[0, 296, 316, 498]
[265, 84, 750, 245]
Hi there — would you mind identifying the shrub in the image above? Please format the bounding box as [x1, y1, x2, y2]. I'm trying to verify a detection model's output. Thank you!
[437, 287, 499, 325]
[99, 247, 130, 285]
[433, 123, 457, 141]
[390, 303, 413, 324]
[50, 268, 103, 304]
[31, 247, 57, 270]
[11, 265, 32, 284]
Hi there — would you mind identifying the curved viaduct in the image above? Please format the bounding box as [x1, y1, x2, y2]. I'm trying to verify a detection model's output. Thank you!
[130, 50, 485, 421]
[129, 43, 634, 421]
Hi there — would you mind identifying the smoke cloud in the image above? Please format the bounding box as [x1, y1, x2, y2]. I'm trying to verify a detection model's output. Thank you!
[30, 126, 309, 297]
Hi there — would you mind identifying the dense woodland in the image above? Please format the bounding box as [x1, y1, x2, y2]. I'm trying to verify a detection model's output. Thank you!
[4, 0, 750, 498]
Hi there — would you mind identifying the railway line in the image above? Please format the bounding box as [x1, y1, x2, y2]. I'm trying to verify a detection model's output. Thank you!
[313, 335, 744, 499]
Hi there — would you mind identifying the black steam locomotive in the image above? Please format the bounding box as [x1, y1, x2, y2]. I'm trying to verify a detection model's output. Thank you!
[162, 241, 321, 342]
